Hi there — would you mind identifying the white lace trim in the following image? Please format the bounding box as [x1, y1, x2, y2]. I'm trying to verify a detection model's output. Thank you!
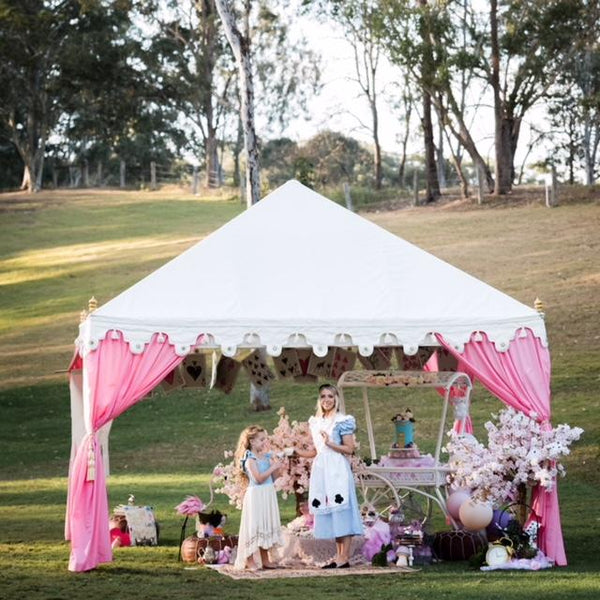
[76, 316, 547, 357]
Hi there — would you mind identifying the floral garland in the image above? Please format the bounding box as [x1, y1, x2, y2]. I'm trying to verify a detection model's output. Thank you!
[444, 407, 583, 506]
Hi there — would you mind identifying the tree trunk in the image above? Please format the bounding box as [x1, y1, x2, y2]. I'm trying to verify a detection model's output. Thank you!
[419, 0, 440, 202]
[206, 133, 219, 188]
[373, 111, 382, 191]
[20, 163, 32, 192]
[202, 0, 220, 189]
[491, 0, 512, 195]
[437, 118, 446, 189]
[422, 90, 440, 202]
[215, 0, 260, 208]
[398, 90, 412, 188]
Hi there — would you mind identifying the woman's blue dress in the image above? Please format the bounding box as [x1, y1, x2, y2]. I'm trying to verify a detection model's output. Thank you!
[311, 416, 363, 539]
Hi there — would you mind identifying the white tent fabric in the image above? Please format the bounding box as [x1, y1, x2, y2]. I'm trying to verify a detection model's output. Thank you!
[77, 180, 546, 358]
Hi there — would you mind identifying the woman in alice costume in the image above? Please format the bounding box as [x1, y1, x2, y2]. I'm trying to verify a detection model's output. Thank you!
[293, 384, 363, 568]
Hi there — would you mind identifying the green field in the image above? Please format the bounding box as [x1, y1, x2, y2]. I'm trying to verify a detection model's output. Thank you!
[0, 186, 599, 599]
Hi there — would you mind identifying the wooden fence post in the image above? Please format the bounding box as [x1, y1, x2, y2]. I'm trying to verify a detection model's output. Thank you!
[120, 160, 126, 188]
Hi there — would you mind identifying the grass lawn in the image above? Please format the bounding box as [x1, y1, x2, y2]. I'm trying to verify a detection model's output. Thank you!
[0, 185, 599, 599]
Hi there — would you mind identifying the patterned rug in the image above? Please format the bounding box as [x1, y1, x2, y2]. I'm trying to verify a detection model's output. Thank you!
[205, 563, 419, 580]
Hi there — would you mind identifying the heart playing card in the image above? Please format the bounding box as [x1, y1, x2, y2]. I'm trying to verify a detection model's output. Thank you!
[242, 350, 275, 387]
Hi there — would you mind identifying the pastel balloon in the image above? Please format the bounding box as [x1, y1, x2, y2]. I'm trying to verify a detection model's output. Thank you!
[459, 500, 493, 531]
[446, 490, 471, 520]
[486, 508, 513, 538]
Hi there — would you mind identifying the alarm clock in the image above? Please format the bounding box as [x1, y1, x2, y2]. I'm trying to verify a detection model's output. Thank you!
[485, 537, 514, 567]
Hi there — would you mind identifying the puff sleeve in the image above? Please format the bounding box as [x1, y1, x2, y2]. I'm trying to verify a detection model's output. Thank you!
[336, 415, 356, 437]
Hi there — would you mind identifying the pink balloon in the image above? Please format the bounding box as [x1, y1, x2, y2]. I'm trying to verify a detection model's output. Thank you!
[446, 490, 471, 520]
[459, 500, 493, 531]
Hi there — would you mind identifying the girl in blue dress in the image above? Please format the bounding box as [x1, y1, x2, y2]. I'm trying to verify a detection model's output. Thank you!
[294, 384, 363, 568]
[233, 425, 284, 570]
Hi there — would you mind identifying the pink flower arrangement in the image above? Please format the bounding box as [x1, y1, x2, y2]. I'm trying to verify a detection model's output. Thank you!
[175, 495, 206, 517]
[444, 407, 583, 505]
[269, 407, 314, 499]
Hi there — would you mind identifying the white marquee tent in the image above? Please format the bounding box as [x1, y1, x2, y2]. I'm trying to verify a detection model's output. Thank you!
[67, 180, 564, 572]
[79, 179, 546, 357]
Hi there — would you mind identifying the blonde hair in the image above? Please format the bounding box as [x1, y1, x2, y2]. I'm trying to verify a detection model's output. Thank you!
[315, 383, 342, 417]
[234, 425, 267, 482]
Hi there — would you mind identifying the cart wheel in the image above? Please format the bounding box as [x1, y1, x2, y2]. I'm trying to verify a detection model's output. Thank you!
[396, 488, 433, 527]
[354, 470, 400, 519]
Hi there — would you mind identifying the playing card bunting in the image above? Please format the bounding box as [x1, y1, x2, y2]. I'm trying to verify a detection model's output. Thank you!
[294, 348, 317, 383]
[330, 348, 357, 379]
[357, 346, 393, 370]
[159, 366, 184, 392]
[394, 346, 435, 370]
[241, 350, 275, 387]
[214, 356, 242, 394]
[307, 348, 336, 378]
[436, 347, 458, 372]
[272, 348, 301, 379]
[180, 352, 208, 388]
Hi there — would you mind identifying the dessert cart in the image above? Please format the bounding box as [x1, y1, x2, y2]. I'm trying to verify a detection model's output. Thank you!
[337, 370, 472, 527]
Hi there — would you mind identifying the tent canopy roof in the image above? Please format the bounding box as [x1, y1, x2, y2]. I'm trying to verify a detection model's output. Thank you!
[79, 180, 546, 357]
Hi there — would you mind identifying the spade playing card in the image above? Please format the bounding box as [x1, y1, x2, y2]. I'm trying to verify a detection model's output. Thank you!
[272, 348, 301, 379]
[242, 350, 275, 387]
[180, 353, 208, 388]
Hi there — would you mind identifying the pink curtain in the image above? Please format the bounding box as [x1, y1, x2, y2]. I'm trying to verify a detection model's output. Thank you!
[66, 332, 184, 571]
[436, 329, 567, 566]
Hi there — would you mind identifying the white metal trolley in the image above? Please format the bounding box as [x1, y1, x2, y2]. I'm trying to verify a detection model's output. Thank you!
[337, 370, 472, 526]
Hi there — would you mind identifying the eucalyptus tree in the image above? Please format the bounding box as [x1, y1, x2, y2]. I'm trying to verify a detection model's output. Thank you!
[379, 0, 494, 195]
[214, 0, 261, 206]
[0, 0, 81, 191]
[484, 0, 587, 194]
[141, 0, 236, 188]
[215, 0, 321, 206]
[546, 0, 600, 186]
[57, 1, 181, 186]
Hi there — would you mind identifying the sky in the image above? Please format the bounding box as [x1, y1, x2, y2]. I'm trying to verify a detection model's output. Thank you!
[278, 12, 552, 179]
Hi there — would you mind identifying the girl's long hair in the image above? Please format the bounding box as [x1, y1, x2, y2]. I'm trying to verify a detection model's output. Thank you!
[234, 425, 266, 482]
[314, 383, 342, 417]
